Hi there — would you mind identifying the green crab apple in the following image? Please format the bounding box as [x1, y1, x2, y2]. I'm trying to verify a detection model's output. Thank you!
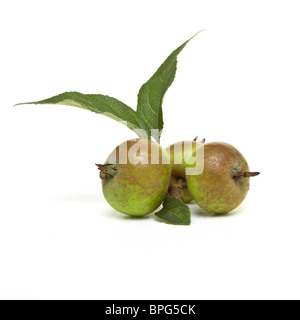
[96, 139, 171, 216]
[186, 142, 260, 214]
[167, 138, 204, 203]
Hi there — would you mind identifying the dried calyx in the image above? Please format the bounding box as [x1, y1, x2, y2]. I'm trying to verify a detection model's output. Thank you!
[96, 164, 118, 180]
[168, 177, 188, 202]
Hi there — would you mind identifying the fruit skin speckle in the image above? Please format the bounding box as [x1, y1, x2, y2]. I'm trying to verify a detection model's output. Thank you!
[186, 142, 253, 214]
[100, 139, 171, 216]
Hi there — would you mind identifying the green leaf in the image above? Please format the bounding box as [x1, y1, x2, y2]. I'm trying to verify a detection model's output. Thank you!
[137, 31, 202, 142]
[155, 196, 191, 225]
[15, 91, 151, 139]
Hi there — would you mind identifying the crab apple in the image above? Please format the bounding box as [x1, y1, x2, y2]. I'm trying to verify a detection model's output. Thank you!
[186, 142, 260, 214]
[167, 138, 204, 202]
[96, 139, 171, 216]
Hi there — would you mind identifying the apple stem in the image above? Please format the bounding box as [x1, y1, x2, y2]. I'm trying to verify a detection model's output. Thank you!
[243, 172, 260, 177]
[234, 171, 260, 178]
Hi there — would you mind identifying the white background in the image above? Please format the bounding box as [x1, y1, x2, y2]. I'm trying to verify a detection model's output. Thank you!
[0, 0, 299, 300]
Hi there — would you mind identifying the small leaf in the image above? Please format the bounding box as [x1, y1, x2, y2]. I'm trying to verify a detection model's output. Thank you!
[15, 92, 151, 139]
[137, 31, 202, 142]
[155, 196, 191, 225]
